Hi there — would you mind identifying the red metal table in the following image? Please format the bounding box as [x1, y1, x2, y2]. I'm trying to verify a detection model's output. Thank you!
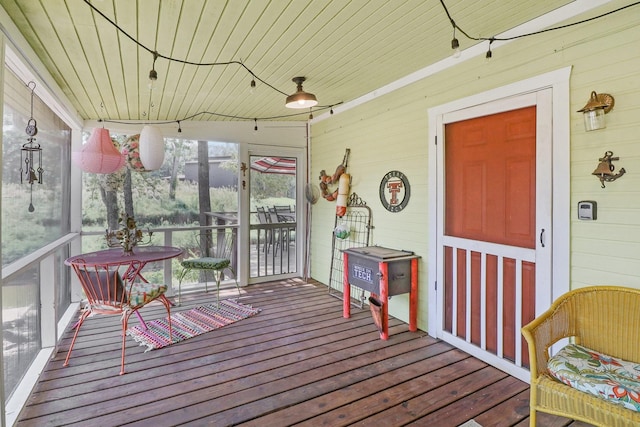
[65, 245, 183, 282]
[66, 245, 183, 324]
[65, 246, 183, 320]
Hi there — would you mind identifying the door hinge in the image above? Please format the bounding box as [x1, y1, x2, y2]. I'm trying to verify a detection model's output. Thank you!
[434, 135, 437, 145]
[434, 281, 438, 291]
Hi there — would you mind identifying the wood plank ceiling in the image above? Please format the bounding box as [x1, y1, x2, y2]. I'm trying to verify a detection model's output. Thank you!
[0, 0, 576, 123]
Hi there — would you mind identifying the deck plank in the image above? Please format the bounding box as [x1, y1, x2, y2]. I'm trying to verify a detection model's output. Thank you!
[14, 278, 565, 426]
[239, 345, 469, 427]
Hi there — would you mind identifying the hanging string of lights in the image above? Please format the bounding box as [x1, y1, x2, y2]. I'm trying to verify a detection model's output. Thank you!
[441, 0, 640, 59]
[97, 104, 338, 128]
[85, 0, 640, 129]
[83, 0, 340, 128]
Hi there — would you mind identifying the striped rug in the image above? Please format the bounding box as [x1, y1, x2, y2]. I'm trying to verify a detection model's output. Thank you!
[127, 299, 261, 351]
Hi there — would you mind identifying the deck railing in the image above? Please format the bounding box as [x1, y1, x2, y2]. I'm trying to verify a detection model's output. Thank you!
[3, 219, 298, 418]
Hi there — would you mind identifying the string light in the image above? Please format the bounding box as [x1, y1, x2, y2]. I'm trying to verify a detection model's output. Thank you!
[440, 0, 640, 60]
[84, 0, 289, 98]
[148, 51, 158, 90]
[485, 39, 494, 61]
[98, 102, 342, 133]
[450, 27, 460, 58]
[254, 118, 258, 132]
[83, 0, 342, 124]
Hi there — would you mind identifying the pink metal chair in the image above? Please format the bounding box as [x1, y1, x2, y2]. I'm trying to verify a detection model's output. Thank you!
[65, 259, 172, 375]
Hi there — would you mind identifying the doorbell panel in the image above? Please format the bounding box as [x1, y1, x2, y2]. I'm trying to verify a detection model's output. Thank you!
[578, 200, 597, 220]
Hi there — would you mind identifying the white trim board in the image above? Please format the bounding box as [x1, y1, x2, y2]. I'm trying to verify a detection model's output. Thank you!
[426, 66, 571, 340]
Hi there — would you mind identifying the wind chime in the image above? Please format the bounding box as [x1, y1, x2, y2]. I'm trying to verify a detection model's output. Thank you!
[20, 81, 43, 212]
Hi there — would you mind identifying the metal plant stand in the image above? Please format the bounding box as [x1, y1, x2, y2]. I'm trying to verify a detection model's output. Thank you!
[327, 192, 373, 307]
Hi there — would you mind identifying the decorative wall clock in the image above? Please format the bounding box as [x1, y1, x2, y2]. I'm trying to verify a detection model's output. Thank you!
[379, 170, 410, 212]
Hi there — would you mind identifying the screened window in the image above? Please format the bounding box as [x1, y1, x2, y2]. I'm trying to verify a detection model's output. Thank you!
[2, 67, 72, 401]
[80, 138, 238, 236]
[2, 69, 71, 266]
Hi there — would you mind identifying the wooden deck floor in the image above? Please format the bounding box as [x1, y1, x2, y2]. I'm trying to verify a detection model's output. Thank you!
[16, 279, 590, 426]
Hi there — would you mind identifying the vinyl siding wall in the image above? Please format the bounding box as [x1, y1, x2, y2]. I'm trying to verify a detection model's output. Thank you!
[309, 2, 640, 331]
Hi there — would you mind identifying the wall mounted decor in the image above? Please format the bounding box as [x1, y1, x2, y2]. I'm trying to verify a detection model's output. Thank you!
[319, 148, 351, 217]
[20, 81, 43, 212]
[578, 91, 614, 131]
[379, 170, 410, 212]
[592, 151, 625, 188]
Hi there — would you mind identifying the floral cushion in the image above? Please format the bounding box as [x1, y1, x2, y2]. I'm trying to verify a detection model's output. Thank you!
[128, 282, 167, 307]
[181, 257, 230, 271]
[547, 343, 640, 412]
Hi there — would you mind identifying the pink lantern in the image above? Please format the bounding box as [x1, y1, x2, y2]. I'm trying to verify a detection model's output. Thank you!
[72, 128, 125, 174]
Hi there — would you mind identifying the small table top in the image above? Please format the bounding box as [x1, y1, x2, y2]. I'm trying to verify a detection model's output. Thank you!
[342, 245, 420, 262]
[65, 245, 183, 266]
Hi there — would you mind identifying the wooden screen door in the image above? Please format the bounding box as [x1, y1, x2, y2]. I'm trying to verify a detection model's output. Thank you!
[436, 90, 552, 382]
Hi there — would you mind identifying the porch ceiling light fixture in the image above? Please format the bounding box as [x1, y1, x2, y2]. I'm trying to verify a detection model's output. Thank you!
[72, 127, 125, 174]
[592, 150, 625, 188]
[578, 91, 614, 131]
[139, 125, 165, 170]
[285, 77, 318, 109]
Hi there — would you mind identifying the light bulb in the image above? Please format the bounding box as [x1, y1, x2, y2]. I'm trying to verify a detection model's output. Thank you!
[148, 52, 159, 91]
[148, 69, 158, 90]
[485, 40, 494, 63]
[451, 38, 461, 58]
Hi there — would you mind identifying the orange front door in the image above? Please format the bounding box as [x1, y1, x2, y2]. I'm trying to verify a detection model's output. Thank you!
[443, 106, 537, 367]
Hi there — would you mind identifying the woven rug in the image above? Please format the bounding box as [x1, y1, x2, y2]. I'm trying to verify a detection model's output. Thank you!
[127, 299, 261, 351]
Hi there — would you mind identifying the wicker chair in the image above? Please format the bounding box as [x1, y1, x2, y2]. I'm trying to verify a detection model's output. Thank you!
[521, 286, 640, 427]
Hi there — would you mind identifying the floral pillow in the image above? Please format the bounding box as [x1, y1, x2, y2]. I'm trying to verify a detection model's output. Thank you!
[547, 343, 640, 412]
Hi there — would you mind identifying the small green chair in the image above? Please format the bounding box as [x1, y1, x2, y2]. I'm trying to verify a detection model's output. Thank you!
[177, 231, 240, 307]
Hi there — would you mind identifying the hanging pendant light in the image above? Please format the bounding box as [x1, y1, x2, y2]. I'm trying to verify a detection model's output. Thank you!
[139, 125, 165, 170]
[285, 77, 318, 109]
[72, 127, 125, 174]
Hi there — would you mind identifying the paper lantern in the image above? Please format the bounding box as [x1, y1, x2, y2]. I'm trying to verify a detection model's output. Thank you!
[121, 134, 147, 172]
[72, 128, 125, 174]
[139, 125, 164, 170]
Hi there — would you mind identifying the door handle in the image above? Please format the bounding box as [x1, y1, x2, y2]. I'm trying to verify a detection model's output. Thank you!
[539, 229, 545, 248]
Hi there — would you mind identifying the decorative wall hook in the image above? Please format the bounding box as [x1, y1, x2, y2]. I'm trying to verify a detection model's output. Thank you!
[592, 150, 625, 188]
